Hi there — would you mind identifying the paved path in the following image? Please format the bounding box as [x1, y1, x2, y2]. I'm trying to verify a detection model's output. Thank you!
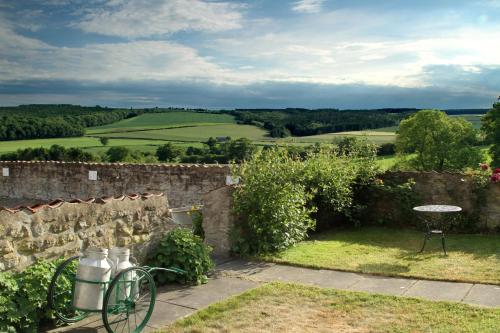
[48, 259, 500, 333]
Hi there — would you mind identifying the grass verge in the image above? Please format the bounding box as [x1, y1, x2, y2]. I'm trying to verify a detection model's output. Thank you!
[161, 282, 500, 333]
[262, 227, 500, 285]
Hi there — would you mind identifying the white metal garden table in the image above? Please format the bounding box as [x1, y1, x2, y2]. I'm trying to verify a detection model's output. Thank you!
[413, 205, 462, 255]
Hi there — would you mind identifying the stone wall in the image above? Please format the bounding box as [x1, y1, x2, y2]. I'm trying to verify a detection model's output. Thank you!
[0, 193, 176, 272]
[202, 186, 237, 257]
[362, 171, 500, 231]
[200, 172, 500, 258]
[0, 161, 231, 208]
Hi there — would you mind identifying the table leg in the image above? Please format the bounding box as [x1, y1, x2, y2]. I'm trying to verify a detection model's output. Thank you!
[441, 232, 447, 255]
[419, 232, 430, 253]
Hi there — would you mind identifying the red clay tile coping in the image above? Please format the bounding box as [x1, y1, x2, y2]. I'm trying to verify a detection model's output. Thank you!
[0, 160, 229, 168]
[0, 192, 164, 214]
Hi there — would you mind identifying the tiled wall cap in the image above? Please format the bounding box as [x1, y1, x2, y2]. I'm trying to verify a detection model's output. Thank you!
[0, 192, 164, 214]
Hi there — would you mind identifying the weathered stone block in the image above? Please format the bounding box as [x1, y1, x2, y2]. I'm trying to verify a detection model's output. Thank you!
[0, 240, 14, 254]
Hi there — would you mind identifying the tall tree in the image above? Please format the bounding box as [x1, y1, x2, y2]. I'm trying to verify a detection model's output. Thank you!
[482, 101, 500, 167]
[396, 110, 483, 171]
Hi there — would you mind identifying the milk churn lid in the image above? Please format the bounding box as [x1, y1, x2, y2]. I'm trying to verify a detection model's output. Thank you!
[109, 247, 130, 256]
[85, 247, 108, 255]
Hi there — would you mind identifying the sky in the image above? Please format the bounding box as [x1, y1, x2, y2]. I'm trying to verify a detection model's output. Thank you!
[0, 0, 499, 109]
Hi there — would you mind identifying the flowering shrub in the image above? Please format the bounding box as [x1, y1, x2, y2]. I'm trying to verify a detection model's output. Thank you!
[478, 164, 500, 183]
[492, 172, 500, 183]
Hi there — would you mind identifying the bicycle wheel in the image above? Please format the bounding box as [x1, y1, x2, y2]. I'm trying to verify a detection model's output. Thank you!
[102, 267, 156, 333]
[47, 255, 88, 323]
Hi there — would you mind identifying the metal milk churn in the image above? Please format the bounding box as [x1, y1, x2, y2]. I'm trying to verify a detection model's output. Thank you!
[108, 247, 136, 304]
[73, 247, 114, 311]
[109, 247, 134, 276]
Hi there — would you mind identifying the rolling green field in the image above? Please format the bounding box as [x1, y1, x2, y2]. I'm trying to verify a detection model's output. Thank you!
[282, 130, 396, 145]
[95, 123, 270, 142]
[0, 111, 399, 154]
[0, 112, 486, 158]
[87, 112, 235, 133]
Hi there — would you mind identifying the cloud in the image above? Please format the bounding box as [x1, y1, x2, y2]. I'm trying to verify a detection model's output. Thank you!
[417, 64, 500, 96]
[0, 78, 496, 109]
[292, 0, 325, 14]
[0, 40, 240, 83]
[74, 0, 244, 38]
[0, 15, 241, 83]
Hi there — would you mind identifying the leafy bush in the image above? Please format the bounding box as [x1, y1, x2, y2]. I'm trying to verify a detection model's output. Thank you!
[231, 148, 315, 255]
[149, 228, 214, 285]
[0, 271, 19, 333]
[232, 145, 378, 256]
[0, 260, 60, 333]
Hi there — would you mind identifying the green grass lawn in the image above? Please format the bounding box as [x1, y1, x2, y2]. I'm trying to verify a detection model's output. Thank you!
[162, 282, 500, 333]
[263, 227, 500, 284]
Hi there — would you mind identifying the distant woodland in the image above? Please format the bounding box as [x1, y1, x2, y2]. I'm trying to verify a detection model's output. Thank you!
[0, 105, 133, 140]
[230, 108, 417, 137]
[0, 105, 175, 141]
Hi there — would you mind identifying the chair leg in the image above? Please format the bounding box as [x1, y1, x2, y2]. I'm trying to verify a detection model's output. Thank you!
[441, 233, 447, 256]
[419, 233, 430, 253]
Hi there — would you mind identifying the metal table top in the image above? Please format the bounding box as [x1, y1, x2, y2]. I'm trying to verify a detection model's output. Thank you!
[413, 205, 462, 213]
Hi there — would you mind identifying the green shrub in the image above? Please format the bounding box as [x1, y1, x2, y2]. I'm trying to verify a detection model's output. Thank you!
[232, 145, 378, 256]
[15, 261, 58, 332]
[0, 260, 60, 333]
[231, 148, 315, 255]
[0, 271, 19, 333]
[149, 228, 214, 285]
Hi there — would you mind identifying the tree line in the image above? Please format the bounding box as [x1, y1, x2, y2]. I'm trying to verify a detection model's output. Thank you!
[0, 105, 192, 141]
[0, 105, 137, 141]
[230, 108, 415, 137]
